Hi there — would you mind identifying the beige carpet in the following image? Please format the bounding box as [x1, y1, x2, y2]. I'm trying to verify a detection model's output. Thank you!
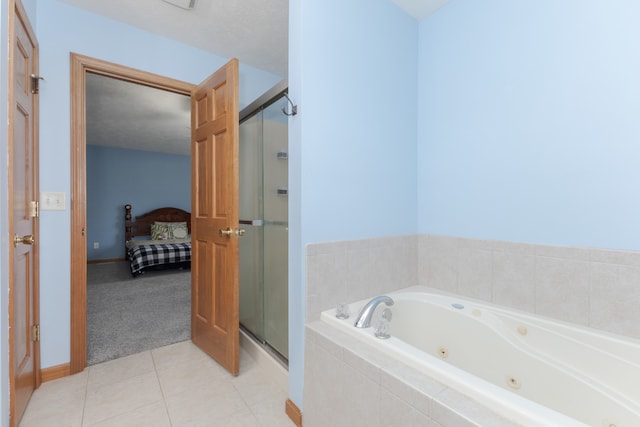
[86, 261, 191, 365]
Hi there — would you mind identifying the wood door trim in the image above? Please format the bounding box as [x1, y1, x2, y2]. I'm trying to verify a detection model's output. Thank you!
[40, 363, 70, 383]
[285, 399, 303, 427]
[69, 53, 194, 374]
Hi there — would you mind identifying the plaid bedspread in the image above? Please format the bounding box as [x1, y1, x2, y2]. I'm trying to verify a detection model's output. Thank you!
[128, 242, 191, 275]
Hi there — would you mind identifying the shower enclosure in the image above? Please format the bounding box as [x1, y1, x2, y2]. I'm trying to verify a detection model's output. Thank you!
[239, 82, 289, 361]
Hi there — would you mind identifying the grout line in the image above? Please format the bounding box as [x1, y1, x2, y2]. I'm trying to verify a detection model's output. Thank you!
[80, 367, 90, 426]
[81, 352, 167, 426]
[150, 348, 174, 426]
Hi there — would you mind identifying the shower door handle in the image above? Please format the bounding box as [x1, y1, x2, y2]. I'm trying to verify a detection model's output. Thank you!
[239, 219, 263, 226]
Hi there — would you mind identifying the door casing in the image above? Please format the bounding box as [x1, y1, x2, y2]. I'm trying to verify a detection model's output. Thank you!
[69, 54, 194, 373]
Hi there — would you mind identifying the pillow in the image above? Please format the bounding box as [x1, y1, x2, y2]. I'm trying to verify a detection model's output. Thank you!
[169, 222, 188, 239]
[150, 223, 170, 240]
[154, 221, 188, 239]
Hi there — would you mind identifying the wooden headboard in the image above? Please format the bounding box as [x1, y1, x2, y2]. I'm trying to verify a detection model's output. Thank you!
[125, 204, 191, 243]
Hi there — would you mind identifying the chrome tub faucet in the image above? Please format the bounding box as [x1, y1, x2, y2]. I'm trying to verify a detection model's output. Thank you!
[354, 295, 394, 328]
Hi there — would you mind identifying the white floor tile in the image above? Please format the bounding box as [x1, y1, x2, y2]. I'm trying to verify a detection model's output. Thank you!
[232, 369, 288, 407]
[164, 380, 248, 425]
[151, 340, 209, 371]
[156, 351, 231, 398]
[83, 371, 163, 426]
[84, 401, 170, 427]
[20, 341, 293, 427]
[19, 371, 88, 427]
[88, 351, 155, 387]
[250, 399, 296, 427]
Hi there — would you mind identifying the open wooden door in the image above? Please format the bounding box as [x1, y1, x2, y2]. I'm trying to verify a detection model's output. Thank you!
[9, 0, 40, 425]
[190, 59, 240, 375]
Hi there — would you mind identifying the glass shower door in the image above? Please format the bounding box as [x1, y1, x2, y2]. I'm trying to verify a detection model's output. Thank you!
[239, 92, 289, 360]
[239, 111, 265, 342]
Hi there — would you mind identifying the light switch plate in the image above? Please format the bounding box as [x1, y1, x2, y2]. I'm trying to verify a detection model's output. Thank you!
[40, 192, 66, 210]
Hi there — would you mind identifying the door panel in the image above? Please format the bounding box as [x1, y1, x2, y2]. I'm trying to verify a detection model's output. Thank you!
[191, 59, 240, 375]
[9, 0, 39, 425]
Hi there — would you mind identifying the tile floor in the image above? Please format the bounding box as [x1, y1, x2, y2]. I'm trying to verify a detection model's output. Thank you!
[19, 340, 294, 427]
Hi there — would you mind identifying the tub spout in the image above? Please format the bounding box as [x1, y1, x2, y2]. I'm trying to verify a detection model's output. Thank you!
[354, 295, 394, 328]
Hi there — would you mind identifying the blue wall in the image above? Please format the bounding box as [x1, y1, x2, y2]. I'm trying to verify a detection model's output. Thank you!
[35, 0, 281, 369]
[288, 0, 419, 408]
[86, 146, 190, 261]
[418, 0, 640, 251]
[290, 0, 640, 411]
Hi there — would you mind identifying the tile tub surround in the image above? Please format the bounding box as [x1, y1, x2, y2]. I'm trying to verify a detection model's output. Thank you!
[303, 234, 640, 425]
[303, 321, 519, 427]
[305, 234, 640, 340]
[418, 234, 640, 340]
[306, 235, 418, 322]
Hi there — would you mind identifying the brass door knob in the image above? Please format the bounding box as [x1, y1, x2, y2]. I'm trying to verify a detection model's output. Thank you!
[235, 228, 246, 237]
[14, 234, 35, 247]
[219, 227, 233, 238]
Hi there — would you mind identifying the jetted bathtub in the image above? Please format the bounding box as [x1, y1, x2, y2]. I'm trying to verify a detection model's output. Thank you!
[321, 289, 640, 427]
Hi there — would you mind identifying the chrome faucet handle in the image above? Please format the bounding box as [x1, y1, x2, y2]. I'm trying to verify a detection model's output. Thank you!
[336, 303, 350, 319]
[374, 317, 391, 339]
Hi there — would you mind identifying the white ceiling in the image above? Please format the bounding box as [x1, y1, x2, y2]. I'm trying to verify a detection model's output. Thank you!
[58, 0, 451, 78]
[67, 0, 451, 156]
[86, 73, 191, 155]
[57, 0, 289, 77]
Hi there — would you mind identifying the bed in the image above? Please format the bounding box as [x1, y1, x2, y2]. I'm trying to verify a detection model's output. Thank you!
[124, 204, 192, 276]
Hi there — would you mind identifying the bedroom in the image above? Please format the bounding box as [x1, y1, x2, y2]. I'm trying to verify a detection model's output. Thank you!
[85, 72, 192, 364]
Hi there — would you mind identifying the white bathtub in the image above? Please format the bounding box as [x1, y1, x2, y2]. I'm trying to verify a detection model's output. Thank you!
[321, 288, 640, 427]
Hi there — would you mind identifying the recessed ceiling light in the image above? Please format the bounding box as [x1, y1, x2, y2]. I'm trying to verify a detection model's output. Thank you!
[161, 0, 197, 10]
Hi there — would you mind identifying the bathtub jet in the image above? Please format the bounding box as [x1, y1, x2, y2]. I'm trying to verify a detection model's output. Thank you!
[324, 288, 640, 427]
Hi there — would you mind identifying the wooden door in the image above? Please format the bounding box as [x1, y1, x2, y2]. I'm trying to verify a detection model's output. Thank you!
[9, 0, 40, 424]
[191, 59, 240, 375]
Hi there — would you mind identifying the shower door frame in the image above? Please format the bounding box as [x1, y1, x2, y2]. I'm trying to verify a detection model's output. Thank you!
[239, 79, 289, 362]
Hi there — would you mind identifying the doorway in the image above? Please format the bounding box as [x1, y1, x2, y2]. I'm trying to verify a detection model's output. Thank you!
[84, 72, 192, 364]
[70, 54, 195, 373]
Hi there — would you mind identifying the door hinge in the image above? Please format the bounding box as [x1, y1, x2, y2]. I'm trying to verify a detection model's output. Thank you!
[30, 200, 39, 218]
[30, 74, 44, 94]
[31, 324, 40, 342]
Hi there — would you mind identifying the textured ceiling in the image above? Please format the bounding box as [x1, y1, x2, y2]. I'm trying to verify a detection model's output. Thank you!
[69, 0, 451, 156]
[86, 73, 191, 156]
[57, 0, 289, 77]
[57, 0, 451, 78]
